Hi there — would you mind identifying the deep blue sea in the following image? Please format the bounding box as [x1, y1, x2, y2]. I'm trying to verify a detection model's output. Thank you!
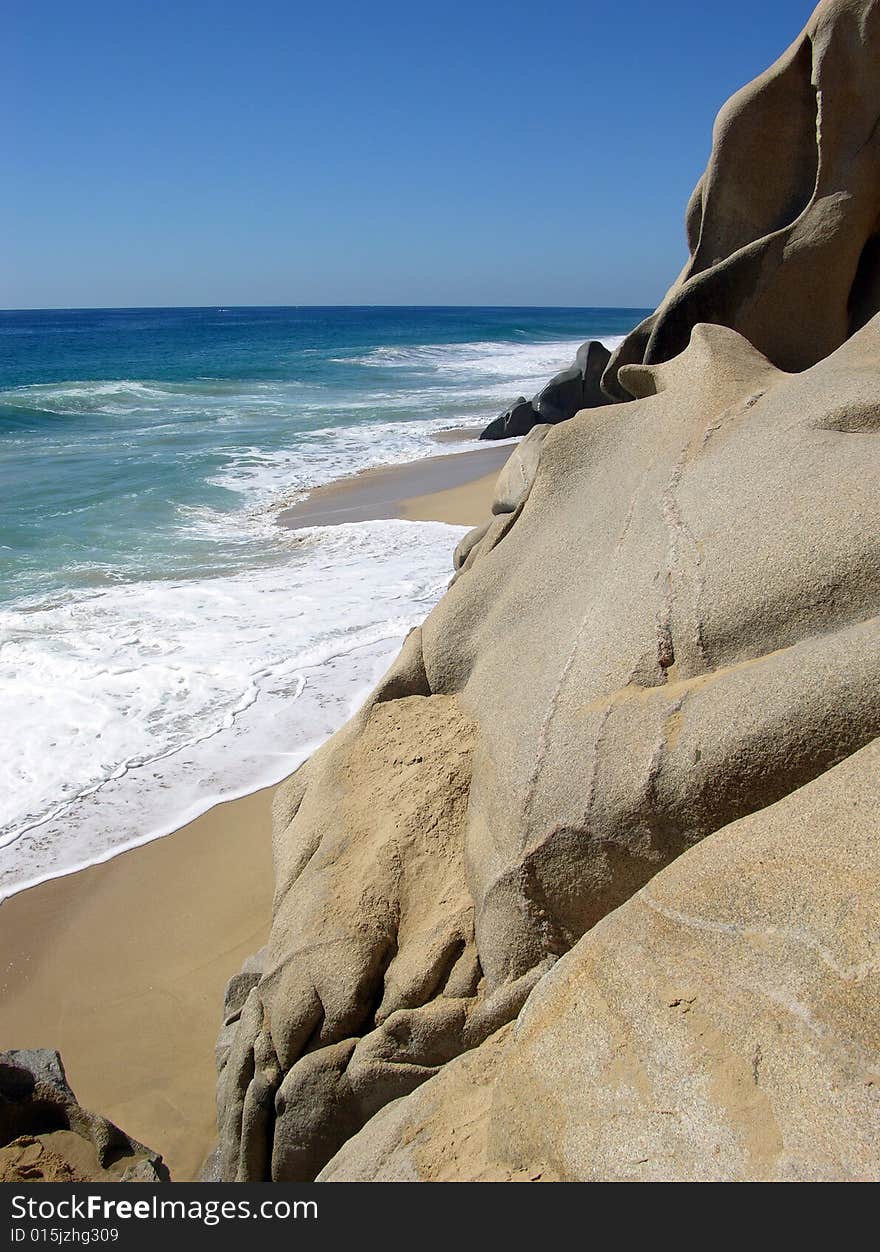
[0, 305, 646, 895]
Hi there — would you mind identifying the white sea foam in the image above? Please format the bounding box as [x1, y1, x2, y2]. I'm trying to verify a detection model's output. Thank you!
[0, 519, 463, 900]
[192, 337, 624, 531]
[0, 377, 307, 416]
[334, 335, 624, 378]
[0, 337, 623, 425]
[201, 417, 499, 521]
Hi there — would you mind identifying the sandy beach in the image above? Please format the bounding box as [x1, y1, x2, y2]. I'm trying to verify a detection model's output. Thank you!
[0, 443, 502, 1182]
[278, 441, 507, 528]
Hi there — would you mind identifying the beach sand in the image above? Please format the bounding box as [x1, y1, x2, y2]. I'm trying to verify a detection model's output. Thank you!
[399, 469, 498, 524]
[0, 444, 502, 1181]
[0, 788, 275, 1182]
[278, 443, 507, 528]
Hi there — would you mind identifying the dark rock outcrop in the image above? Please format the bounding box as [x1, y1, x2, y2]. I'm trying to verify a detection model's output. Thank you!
[0, 1049, 170, 1182]
[479, 396, 535, 441]
[479, 340, 611, 439]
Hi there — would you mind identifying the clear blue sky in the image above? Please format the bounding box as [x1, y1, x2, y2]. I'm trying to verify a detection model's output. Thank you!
[4, 0, 816, 309]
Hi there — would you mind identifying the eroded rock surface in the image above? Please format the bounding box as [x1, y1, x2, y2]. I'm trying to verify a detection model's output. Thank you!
[322, 739, 880, 1182]
[604, 0, 880, 397]
[215, 317, 879, 1179]
[215, 692, 548, 1180]
[487, 0, 880, 427]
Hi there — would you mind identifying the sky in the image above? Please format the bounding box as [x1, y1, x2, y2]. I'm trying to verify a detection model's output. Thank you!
[4, 0, 818, 310]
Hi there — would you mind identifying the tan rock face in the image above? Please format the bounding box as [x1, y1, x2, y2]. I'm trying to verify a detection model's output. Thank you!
[213, 0, 880, 1181]
[603, 0, 880, 397]
[429, 322, 879, 997]
[322, 739, 880, 1182]
[216, 319, 880, 1181]
[217, 691, 548, 1180]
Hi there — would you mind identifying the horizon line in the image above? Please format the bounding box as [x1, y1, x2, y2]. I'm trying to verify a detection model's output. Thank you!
[0, 302, 655, 315]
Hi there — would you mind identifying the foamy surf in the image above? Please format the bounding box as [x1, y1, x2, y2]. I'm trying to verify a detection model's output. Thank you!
[332, 334, 625, 378]
[0, 519, 464, 900]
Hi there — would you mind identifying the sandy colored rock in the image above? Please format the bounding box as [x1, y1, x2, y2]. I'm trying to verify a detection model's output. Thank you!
[216, 691, 541, 1180]
[322, 739, 880, 1182]
[215, 318, 880, 1180]
[451, 425, 553, 577]
[425, 321, 879, 994]
[453, 519, 492, 572]
[604, 0, 880, 399]
[491, 424, 552, 516]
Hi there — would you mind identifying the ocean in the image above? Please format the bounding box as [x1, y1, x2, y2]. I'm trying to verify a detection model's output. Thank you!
[0, 305, 646, 898]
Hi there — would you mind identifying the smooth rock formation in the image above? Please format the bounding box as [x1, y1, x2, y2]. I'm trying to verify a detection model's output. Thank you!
[213, 0, 880, 1181]
[480, 341, 610, 439]
[215, 316, 880, 1180]
[480, 396, 535, 441]
[603, 0, 880, 399]
[488, 0, 880, 421]
[490, 424, 552, 516]
[0, 1049, 169, 1182]
[452, 424, 552, 578]
[322, 739, 880, 1182]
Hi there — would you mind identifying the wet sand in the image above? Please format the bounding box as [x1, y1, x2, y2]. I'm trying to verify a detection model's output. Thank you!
[278, 444, 509, 529]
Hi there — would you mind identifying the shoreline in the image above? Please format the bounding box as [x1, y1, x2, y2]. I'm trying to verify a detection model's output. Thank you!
[0, 439, 504, 1181]
[277, 440, 508, 529]
[2, 433, 507, 907]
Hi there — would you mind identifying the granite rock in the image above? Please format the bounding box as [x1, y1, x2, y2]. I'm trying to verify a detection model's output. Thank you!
[322, 739, 880, 1182]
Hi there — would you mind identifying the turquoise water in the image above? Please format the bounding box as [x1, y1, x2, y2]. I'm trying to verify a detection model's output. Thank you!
[0, 305, 646, 895]
[0, 306, 645, 597]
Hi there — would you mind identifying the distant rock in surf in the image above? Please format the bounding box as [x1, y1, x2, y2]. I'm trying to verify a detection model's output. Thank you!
[479, 340, 610, 439]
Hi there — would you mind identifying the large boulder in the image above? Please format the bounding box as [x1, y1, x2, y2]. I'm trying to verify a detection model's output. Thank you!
[321, 738, 880, 1182]
[479, 396, 536, 441]
[451, 425, 554, 580]
[490, 424, 552, 516]
[603, 0, 880, 399]
[488, 0, 880, 419]
[0, 1049, 169, 1182]
[214, 317, 880, 1180]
